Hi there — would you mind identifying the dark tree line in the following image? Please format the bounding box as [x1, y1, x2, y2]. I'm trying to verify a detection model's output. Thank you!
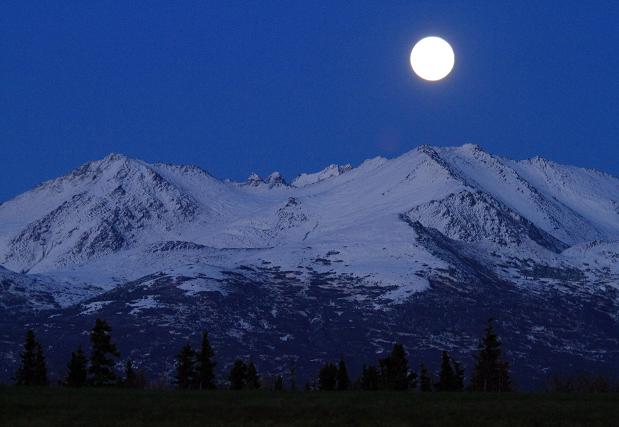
[15, 319, 145, 388]
[14, 318, 513, 391]
[228, 359, 260, 390]
[65, 318, 146, 388]
[322, 319, 509, 392]
[174, 331, 217, 390]
[317, 356, 350, 391]
[435, 351, 465, 391]
[318, 345, 464, 392]
[547, 372, 619, 393]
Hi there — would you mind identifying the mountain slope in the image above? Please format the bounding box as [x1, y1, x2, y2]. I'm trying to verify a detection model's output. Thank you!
[1, 144, 618, 387]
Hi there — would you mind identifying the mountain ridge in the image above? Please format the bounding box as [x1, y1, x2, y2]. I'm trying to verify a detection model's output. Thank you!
[1, 144, 618, 387]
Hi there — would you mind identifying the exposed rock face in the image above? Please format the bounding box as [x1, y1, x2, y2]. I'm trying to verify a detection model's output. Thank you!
[246, 173, 264, 187]
[266, 172, 287, 188]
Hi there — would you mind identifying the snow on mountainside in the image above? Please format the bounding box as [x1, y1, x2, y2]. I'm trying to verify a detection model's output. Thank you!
[1, 144, 619, 289]
[0, 265, 58, 312]
[1, 144, 619, 386]
[437, 144, 619, 244]
[291, 163, 353, 187]
[0, 154, 207, 273]
[404, 190, 567, 252]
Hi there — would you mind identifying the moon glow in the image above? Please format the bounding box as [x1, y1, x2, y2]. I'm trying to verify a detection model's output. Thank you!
[410, 36, 455, 82]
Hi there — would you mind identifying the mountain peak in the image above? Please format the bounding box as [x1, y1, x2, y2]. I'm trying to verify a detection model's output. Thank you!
[102, 152, 130, 162]
[292, 163, 353, 187]
[266, 172, 287, 187]
[527, 155, 552, 166]
[414, 144, 438, 155]
[414, 143, 485, 157]
[70, 152, 139, 177]
[246, 173, 264, 186]
[460, 143, 484, 152]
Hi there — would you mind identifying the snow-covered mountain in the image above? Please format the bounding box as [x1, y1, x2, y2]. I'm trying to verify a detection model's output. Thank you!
[1, 144, 618, 388]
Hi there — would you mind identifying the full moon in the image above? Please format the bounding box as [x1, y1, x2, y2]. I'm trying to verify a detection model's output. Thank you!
[410, 36, 455, 82]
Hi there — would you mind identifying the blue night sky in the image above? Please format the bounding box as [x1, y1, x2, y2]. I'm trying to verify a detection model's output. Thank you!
[1, 1, 618, 202]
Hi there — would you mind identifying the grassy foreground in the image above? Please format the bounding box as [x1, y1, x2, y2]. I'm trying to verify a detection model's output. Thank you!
[1, 387, 619, 427]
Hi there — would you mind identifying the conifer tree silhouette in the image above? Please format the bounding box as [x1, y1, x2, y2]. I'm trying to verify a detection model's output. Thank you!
[246, 361, 260, 390]
[379, 343, 412, 390]
[436, 351, 458, 391]
[360, 364, 380, 391]
[228, 359, 248, 390]
[419, 363, 433, 392]
[15, 330, 47, 386]
[470, 318, 512, 392]
[453, 359, 465, 391]
[196, 331, 216, 389]
[123, 359, 137, 388]
[175, 343, 197, 390]
[33, 339, 48, 386]
[336, 357, 350, 390]
[274, 374, 284, 391]
[288, 365, 297, 391]
[318, 362, 338, 391]
[65, 345, 88, 387]
[88, 319, 120, 386]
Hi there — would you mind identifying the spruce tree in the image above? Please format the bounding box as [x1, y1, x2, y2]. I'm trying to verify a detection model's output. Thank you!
[498, 361, 511, 392]
[65, 345, 88, 387]
[318, 362, 338, 391]
[34, 340, 48, 386]
[123, 359, 137, 388]
[379, 343, 411, 390]
[274, 375, 284, 391]
[135, 368, 148, 389]
[453, 360, 465, 391]
[436, 351, 456, 391]
[196, 331, 216, 389]
[419, 364, 432, 392]
[336, 357, 350, 391]
[88, 319, 120, 386]
[470, 318, 512, 392]
[15, 330, 47, 386]
[229, 359, 248, 390]
[408, 369, 418, 390]
[15, 330, 37, 385]
[289, 366, 297, 391]
[175, 343, 197, 390]
[360, 364, 380, 391]
[246, 361, 260, 390]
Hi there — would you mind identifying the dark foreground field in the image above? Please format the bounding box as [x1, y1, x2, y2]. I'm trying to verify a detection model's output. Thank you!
[1, 387, 619, 427]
